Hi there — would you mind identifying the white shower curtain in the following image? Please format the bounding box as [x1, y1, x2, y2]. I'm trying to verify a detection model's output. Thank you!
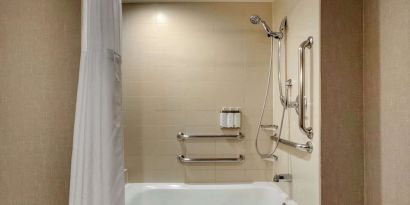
[69, 0, 124, 205]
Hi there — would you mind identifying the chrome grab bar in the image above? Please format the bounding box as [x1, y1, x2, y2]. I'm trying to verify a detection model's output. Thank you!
[177, 132, 244, 141]
[177, 155, 245, 163]
[298, 36, 314, 139]
[271, 135, 313, 153]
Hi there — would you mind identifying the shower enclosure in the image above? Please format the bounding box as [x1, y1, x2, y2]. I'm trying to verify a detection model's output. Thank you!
[121, 1, 320, 205]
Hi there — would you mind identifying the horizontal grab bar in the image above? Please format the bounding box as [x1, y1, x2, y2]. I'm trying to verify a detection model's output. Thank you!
[271, 135, 313, 153]
[177, 155, 245, 163]
[177, 132, 244, 141]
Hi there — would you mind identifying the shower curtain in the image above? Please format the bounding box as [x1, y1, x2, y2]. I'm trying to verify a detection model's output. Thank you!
[69, 0, 124, 205]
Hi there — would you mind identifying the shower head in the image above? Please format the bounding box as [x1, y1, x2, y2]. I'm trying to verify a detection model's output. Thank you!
[249, 15, 287, 39]
[250, 15, 273, 36]
[250, 15, 262, 24]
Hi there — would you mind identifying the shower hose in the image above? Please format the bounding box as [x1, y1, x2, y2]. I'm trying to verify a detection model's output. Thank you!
[255, 37, 288, 160]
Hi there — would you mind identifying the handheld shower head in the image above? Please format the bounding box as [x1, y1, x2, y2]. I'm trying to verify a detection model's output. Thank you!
[250, 15, 261, 24]
[250, 15, 273, 37]
[249, 15, 287, 39]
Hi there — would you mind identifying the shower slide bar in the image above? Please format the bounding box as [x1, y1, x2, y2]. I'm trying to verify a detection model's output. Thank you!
[177, 132, 244, 141]
[177, 155, 245, 164]
[271, 135, 313, 153]
[298, 36, 314, 139]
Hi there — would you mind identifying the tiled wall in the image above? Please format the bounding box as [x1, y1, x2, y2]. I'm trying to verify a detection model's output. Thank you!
[271, 1, 321, 204]
[122, 3, 276, 183]
[364, 0, 410, 204]
[0, 0, 81, 204]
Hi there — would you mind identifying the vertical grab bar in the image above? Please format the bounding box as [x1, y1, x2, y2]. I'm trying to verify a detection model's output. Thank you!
[298, 36, 314, 139]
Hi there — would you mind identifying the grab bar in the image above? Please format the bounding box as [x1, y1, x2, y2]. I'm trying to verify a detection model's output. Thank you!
[177, 155, 245, 163]
[298, 36, 314, 139]
[271, 135, 313, 153]
[177, 132, 244, 141]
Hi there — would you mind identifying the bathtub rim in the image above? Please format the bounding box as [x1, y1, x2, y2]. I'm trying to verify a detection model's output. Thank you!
[125, 182, 297, 204]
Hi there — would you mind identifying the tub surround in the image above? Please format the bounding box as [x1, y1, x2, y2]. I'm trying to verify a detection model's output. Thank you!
[271, 0, 321, 205]
[122, 2, 275, 183]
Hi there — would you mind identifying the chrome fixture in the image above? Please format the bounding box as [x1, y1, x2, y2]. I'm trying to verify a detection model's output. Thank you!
[177, 155, 245, 164]
[177, 132, 244, 141]
[251, 13, 314, 159]
[253, 16, 288, 161]
[271, 135, 313, 153]
[280, 79, 299, 109]
[273, 174, 292, 182]
[177, 133, 245, 164]
[261, 154, 278, 161]
[250, 15, 286, 39]
[260, 124, 279, 132]
[297, 36, 314, 139]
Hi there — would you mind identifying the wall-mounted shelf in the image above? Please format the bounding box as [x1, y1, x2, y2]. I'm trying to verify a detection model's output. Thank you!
[260, 124, 278, 132]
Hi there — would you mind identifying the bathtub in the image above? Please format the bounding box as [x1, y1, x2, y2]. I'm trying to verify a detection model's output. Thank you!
[125, 182, 297, 205]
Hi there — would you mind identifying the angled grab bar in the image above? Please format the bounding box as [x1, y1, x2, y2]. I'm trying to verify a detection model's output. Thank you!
[177, 132, 244, 141]
[177, 155, 245, 163]
[271, 135, 313, 153]
[298, 36, 314, 139]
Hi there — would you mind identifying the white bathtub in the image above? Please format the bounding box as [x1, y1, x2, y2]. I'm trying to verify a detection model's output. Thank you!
[125, 182, 297, 205]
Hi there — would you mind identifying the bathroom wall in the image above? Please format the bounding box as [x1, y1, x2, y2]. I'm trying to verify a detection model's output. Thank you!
[0, 0, 81, 205]
[122, 3, 276, 183]
[271, 0, 321, 205]
[321, 0, 364, 204]
[364, 0, 410, 204]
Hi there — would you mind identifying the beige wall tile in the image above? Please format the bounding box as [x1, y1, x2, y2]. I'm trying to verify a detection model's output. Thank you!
[245, 169, 273, 182]
[181, 162, 216, 171]
[184, 142, 216, 155]
[140, 170, 185, 183]
[123, 2, 274, 183]
[215, 141, 246, 155]
[215, 170, 247, 183]
[185, 169, 216, 183]
[272, 0, 321, 204]
[242, 155, 274, 170]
